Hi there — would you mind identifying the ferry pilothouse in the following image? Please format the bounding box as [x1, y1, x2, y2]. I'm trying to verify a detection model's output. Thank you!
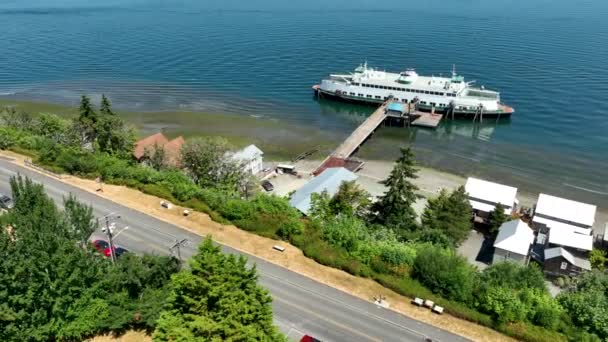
[313, 63, 514, 116]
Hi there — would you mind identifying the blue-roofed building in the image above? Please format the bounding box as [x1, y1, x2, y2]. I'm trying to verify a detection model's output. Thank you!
[386, 102, 405, 115]
[289, 167, 358, 215]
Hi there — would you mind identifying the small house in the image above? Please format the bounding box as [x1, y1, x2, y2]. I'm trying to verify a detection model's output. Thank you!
[465, 177, 518, 222]
[232, 144, 264, 175]
[492, 219, 535, 265]
[133, 133, 169, 161]
[543, 247, 591, 277]
[532, 193, 596, 235]
[289, 167, 358, 215]
[133, 133, 184, 168]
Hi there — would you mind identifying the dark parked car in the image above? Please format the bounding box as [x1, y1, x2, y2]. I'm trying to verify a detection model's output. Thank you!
[0, 194, 14, 210]
[261, 180, 274, 192]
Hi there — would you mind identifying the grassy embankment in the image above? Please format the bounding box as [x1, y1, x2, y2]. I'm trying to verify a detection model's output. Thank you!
[0, 99, 337, 161]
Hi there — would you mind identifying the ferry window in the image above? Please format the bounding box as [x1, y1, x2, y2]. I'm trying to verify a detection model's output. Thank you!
[402, 99, 407, 103]
[439, 93, 444, 96]
[366, 95, 372, 98]
[350, 92, 355, 95]
[424, 91, 429, 94]
[375, 96, 382, 99]
[421, 101, 426, 104]
[394, 98, 399, 101]
[383, 97, 388, 100]
[358, 93, 364, 97]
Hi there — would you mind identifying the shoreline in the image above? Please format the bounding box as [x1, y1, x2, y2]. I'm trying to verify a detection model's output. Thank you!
[292, 159, 608, 234]
[2, 97, 606, 230]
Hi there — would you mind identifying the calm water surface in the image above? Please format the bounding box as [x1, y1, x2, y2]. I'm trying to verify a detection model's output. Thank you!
[1, 0, 607, 206]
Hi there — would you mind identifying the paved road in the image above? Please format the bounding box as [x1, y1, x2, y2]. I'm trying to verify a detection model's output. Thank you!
[0, 159, 467, 342]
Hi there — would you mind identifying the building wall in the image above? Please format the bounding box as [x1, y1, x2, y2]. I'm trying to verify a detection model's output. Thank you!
[492, 248, 527, 265]
[544, 256, 585, 277]
[242, 156, 263, 175]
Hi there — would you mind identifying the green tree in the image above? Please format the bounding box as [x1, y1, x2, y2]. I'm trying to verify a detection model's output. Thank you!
[372, 147, 421, 236]
[143, 143, 168, 171]
[154, 237, 286, 342]
[558, 271, 608, 339]
[488, 203, 508, 236]
[96, 95, 135, 156]
[412, 246, 477, 302]
[180, 136, 246, 191]
[329, 180, 371, 218]
[421, 186, 473, 247]
[0, 176, 179, 341]
[76, 95, 98, 147]
[589, 249, 606, 270]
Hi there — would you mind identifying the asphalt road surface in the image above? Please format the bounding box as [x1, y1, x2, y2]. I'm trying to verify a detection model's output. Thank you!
[0, 158, 468, 342]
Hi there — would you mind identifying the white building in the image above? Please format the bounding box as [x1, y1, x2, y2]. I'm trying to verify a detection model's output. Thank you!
[533, 193, 596, 235]
[232, 144, 264, 175]
[289, 167, 358, 215]
[465, 177, 518, 221]
[493, 219, 535, 265]
[547, 227, 593, 252]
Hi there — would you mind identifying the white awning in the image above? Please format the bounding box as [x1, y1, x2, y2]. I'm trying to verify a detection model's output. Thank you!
[535, 193, 596, 228]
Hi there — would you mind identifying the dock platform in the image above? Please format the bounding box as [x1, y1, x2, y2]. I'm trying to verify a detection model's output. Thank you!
[411, 112, 443, 128]
[313, 100, 442, 175]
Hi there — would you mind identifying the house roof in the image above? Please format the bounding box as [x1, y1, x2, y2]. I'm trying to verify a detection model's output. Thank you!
[465, 177, 517, 214]
[289, 167, 358, 214]
[545, 247, 591, 270]
[548, 227, 593, 251]
[232, 144, 263, 162]
[493, 219, 534, 256]
[133, 133, 169, 159]
[534, 193, 596, 228]
[163, 136, 185, 167]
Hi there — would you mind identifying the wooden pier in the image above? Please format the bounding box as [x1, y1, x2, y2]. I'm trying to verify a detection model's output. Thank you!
[313, 100, 442, 175]
[334, 102, 389, 159]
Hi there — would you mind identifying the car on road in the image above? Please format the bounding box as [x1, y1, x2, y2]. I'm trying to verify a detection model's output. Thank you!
[92, 239, 109, 253]
[300, 335, 322, 342]
[91, 239, 129, 258]
[0, 193, 14, 210]
[261, 180, 274, 192]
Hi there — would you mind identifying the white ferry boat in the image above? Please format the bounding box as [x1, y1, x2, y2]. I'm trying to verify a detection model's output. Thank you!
[313, 63, 514, 116]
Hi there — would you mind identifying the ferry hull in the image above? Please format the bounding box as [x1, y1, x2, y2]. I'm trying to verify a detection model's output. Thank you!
[313, 86, 514, 117]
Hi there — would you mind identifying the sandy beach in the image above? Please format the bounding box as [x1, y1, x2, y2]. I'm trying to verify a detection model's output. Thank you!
[287, 159, 608, 235]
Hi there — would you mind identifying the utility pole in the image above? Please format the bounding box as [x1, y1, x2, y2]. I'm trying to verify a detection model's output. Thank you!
[104, 216, 117, 264]
[100, 213, 122, 264]
[170, 238, 189, 262]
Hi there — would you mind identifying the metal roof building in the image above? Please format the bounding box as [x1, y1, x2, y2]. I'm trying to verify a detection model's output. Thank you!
[289, 167, 358, 215]
[465, 177, 518, 214]
[493, 219, 535, 256]
[533, 193, 596, 234]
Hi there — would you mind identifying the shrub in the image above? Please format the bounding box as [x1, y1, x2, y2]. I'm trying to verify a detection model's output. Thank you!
[413, 246, 477, 302]
[139, 184, 176, 202]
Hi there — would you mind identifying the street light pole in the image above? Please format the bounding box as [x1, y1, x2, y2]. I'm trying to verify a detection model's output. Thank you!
[105, 216, 116, 264]
[170, 238, 189, 262]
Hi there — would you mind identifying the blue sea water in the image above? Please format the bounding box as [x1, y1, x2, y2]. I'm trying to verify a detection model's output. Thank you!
[1, 0, 607, 207]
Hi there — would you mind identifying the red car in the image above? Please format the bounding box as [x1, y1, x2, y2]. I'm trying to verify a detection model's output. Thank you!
[91, 239, 129, 258]
[300, 335, 322, 342]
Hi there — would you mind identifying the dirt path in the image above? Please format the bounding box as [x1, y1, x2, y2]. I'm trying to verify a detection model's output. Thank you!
[0, 150, 516, 342]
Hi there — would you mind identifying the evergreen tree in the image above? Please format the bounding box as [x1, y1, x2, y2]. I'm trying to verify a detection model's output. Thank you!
[488, 203, 509, 236]
[99, 94, 115, 116]
[372, 147, 421, 236]
[421, 186, 473, 248]
[95, 95, 135, 155]
[77, 95, 98, 147]
[154, 237, 286, 341]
